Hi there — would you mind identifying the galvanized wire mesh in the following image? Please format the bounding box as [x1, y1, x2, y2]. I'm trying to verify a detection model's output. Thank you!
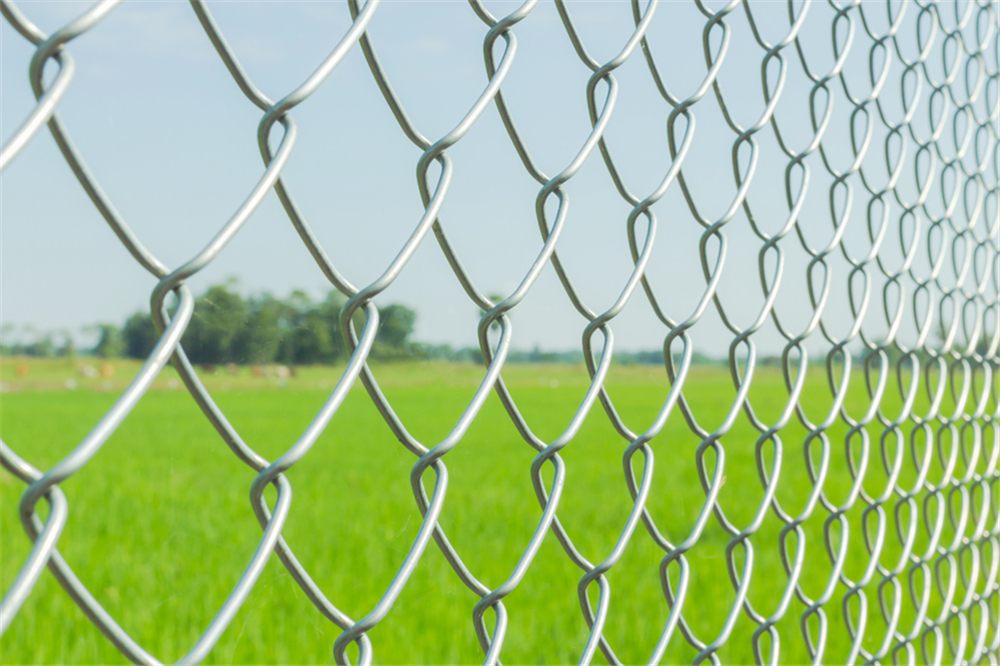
[1, 0, 998, 664]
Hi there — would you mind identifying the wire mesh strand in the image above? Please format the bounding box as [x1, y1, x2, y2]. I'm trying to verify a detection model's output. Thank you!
[0, 0, 997, 664]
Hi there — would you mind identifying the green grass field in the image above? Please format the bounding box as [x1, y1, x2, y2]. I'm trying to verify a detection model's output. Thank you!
[0, 357, 980, 664]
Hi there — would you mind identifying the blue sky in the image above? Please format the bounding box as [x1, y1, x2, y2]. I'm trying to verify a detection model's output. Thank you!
[2, 0, 989, 356]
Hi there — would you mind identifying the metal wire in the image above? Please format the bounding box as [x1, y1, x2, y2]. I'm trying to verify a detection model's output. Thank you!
[1, 0, 997, 664]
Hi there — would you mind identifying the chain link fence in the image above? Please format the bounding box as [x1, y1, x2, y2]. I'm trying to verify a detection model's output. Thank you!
[1, 0, 998, 663]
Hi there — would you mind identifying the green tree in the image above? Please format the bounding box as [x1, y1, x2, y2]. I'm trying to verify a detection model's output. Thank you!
[56, 330, 76, 358]
[93, 325, 123, 358]
[242, 294, 290, 364]
[377, 304, 416, 352]
[318, 290, 363, 361]
[123, 312, 159, 360]
[24, 336, 55, 357]
[288, 307, 333, 364]
[182, 285, 249, 364]
[96, 284, 425, 367]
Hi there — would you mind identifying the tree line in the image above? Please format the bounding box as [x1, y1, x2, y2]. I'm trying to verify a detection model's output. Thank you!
[4, 283, 721, 367]
[10, 283, 416, 365]
[13, 286, 986, 369]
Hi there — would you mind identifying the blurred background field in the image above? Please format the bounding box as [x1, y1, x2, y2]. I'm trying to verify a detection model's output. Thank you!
[0, 356, 971, 664]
